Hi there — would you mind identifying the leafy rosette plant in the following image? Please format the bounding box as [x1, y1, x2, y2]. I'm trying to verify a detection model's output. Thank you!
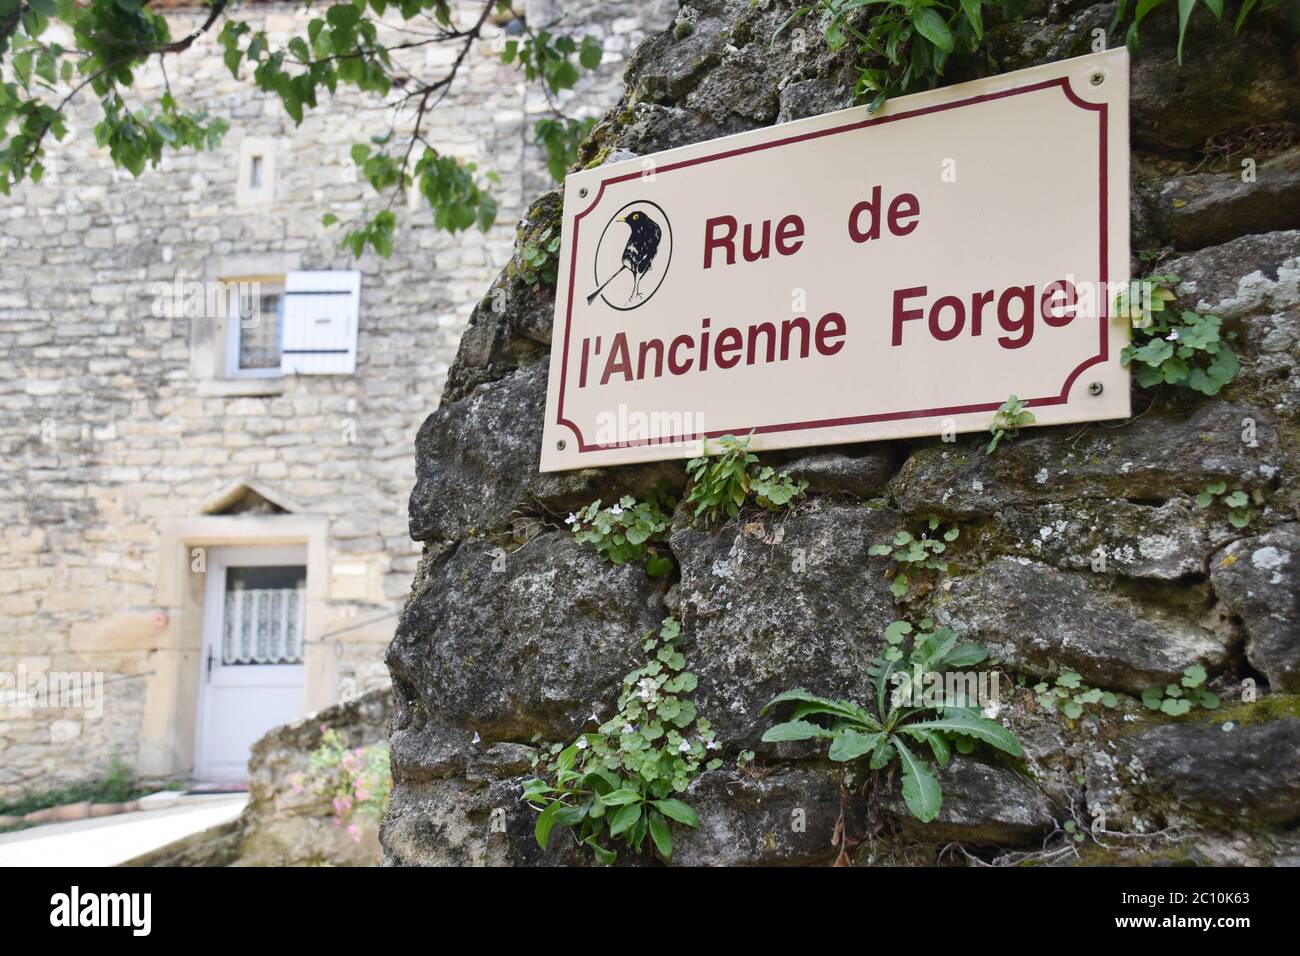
[568, 486, 675, 577]
[685, 433, 806, 523]
[522, 618, 722, 863]
[761, 622, 1021, 822]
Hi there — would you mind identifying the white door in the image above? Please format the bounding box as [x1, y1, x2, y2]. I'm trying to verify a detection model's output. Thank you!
[194, 546, 308, 781]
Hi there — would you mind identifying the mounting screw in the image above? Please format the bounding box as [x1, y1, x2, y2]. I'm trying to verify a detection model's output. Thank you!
[1089, 72, 1104, 86]
[578, 187, 588, 198]
[1088, 382, 1104, 396]
[556, 439, 567, 451]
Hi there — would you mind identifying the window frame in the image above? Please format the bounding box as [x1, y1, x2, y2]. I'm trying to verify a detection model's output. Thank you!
[224, 274, 287, 380]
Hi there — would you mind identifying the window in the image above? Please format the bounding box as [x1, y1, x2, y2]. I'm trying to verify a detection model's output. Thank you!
[223, 270, 361, 378]
[221, 564, 306, 666]
[226, 278, 286, 379]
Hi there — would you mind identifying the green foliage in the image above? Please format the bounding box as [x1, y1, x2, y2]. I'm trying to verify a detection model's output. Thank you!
[522, 617, 720, 863]
[684, 433, 806, 524]
[568, 487, 676, 577]
[1, 0, 600, 249]
[1120, 274, 1239, 396]
[1033, 671, 1117, 720]
[500, 29, 603, 95]
[0, 756, 152, 820]
[986, 394, 1035, 455]
[868, 516, 958, 600]
[775, 0, 1029, 112]
[1113, 0, 1279, 63]
[517, 225, 562, 285]
[762, 620, 1019, 823]
[292, 726, 392, 838]
[1141, 665, 1220, 715]
[534, 116, 596, 182]
[1195, 480, 1258, 529]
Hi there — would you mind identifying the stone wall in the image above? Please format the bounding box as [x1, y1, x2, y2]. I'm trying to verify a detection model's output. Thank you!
[383, 1, 1300, 865]
[0, 0, 677, 798]
[125, 687, 393, 866]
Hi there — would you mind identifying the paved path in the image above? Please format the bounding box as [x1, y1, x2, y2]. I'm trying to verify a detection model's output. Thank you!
[0, 793, 247, 867]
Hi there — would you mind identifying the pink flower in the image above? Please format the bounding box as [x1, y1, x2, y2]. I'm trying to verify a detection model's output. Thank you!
[354, 788, 371, 803]
[347, 824, 361, 843]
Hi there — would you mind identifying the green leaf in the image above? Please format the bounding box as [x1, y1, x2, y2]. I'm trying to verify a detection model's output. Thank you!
[895, 737, 942, 822]
[1175, 0, 1196, 63]
[585, 837, 616, 865]
[608, 802, 642, 837]
[902, 711, 1023, 756]
[912, 9, 955, 54]
[761, 719, 836, 743]
[599, 787, 642, 806]
[760, 689, 874, 724]
[828, 728, 882, 762]
[1235, 0, 1259, 32]
[578, 35, 603, 69]
[651, 798, 700, 828]
[648, 810, 673, 858]
[534, 800, 565, 849]
[959, 0, 984, 39]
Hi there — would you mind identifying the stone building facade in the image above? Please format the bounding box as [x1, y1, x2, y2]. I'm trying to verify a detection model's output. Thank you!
[0, 0, 677, 798]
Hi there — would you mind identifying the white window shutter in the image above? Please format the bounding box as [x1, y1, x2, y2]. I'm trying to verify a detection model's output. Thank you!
[281, 271, 361, 374]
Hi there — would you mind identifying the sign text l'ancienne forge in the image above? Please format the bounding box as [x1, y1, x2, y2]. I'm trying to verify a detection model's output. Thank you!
[540, 49, 1131, 472]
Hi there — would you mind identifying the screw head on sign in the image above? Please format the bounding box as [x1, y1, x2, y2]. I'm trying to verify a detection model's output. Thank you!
[1088, 382, 1104, 395]
[578, 187, 588, 198]
[1090, 72, 1104, 86]
[556, 439, 567, 451]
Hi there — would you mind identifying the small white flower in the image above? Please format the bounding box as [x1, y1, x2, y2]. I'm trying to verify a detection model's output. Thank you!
[705, 739, 720, 750]
[610, 504, 623, 516]
[565, 512, 578, 525]
[678, 739, 692, 753]
[471, 732, 481, 745]
[1166, 329, 1180, 341]
[576, 737, 589, 750]
[621, 723, 635, 735]
[637, 677, 657, 702]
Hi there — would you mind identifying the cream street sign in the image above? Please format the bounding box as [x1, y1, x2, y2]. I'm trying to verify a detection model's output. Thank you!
[539, 49, 1130, 472]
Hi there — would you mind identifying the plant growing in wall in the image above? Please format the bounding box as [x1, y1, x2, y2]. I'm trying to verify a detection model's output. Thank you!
[1196, 481, 1259, 529]
[1141, 665, 1220, 715]
[1118, 275, 1239, 396]
[289, 726, 392, 843]
[1032, 672, 1118, 720]
[522, 617, 722, 863]
[774, 0, 1032, 112]
[986, 394, 1035, 455]
[568, 486, 676, 577]
[1114, 0, 1280, 61]
[761, 620, 1021, 823]
[684, 433, 807, 524]
[868, 517, 959, 600]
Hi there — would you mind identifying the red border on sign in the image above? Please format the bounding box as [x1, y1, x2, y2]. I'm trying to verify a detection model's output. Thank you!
[556, 76, 1108, 452]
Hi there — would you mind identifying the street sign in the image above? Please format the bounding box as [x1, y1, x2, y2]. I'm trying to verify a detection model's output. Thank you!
[540, 49, 1130, 472]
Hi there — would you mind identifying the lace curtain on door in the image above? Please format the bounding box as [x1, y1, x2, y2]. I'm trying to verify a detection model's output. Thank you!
[222, 565, 306, 665]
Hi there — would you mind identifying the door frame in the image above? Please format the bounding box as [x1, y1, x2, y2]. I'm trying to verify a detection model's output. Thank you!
[140, 514, 334, 779]
[193, 545, 309, 781]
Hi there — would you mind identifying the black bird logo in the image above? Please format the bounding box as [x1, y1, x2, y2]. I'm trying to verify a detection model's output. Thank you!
[587, 210, 663, 306]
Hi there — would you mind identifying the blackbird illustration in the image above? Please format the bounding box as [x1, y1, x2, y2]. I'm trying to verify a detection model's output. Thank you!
[587, 210, 663, 305]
